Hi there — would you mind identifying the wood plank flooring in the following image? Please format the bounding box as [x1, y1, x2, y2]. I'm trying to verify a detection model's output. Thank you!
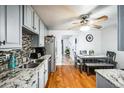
[46, 65, 96, 88]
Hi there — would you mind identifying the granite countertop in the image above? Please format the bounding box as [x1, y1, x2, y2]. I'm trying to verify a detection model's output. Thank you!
[0, 54, 51, 88]
[95, 69, 124, 88]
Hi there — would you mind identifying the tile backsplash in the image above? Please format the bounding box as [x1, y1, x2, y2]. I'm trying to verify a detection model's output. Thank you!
[0, 32, 34, 65]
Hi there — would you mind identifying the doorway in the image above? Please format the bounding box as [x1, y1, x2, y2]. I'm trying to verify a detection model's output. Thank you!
[61, 35, 74, 65]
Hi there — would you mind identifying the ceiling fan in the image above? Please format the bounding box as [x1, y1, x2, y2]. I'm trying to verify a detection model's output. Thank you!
[68, 14, 108, 30]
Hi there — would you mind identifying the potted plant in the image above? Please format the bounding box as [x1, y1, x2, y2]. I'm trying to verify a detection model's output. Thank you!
[65, 47, 70, 57]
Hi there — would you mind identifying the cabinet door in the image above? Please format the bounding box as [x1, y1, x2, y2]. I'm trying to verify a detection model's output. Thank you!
[0, 6, 5, 46]
[96, 73, 116, 88]
[39, 20, 45, 47]
[38, 64, 45, 88]
[23, 6, 33, 31]
[0, 5, 22, 49]
[44, 26, 47, 36]
[34, 12, 40, 34]
[44, 60, 48, 86]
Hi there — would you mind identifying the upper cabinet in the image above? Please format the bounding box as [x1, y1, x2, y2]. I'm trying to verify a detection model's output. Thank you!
[34, 12, 40, 34]
[118, 5, 124, 51]
[39, 20, 45, 47]
[23, 6, 34, 31]
[0, 5, 22, 49]
[23, 5, 40, 34]
[0, 5, 46, 49]
[44, 26, 47, 36]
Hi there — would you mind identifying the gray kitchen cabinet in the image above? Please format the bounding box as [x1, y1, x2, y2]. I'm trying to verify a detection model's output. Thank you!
[118, 5, 124, 51]
[23, 5, 34, 31]
[96, 73, 117, 88]
[38, 59, 48, 88]
[39, 20, 45, 47]
[44, 60, 48, 86]
[0, 5, 22, 49]
[34, 12, 40, 34]
[44, 25, 48, 36]
[23, 5, 40, 34]
[38, 63, 45, 88]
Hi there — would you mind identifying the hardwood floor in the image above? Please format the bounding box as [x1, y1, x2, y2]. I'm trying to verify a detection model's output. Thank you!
[46, 65, 96, 88]
[62, 56, 74, 65]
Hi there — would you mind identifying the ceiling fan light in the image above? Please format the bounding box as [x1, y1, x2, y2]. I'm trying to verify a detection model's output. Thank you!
[80, 26, 91, 31]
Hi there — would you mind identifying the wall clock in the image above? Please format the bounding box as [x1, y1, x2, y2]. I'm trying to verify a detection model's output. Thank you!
[86, 34, 94, 42]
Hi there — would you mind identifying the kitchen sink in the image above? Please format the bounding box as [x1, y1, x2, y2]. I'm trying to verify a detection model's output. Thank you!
[19, 63, 39, 69]
[35, 58, 44, 64]
[19, 58, 44, 69]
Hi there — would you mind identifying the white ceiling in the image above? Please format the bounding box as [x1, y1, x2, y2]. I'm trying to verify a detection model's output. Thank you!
[32, 5, 117, 30]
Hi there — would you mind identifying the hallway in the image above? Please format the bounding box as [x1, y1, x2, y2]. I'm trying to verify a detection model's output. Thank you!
[62, 56, 74, 65]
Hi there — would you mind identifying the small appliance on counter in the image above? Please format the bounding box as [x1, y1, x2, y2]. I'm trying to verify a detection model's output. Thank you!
[34, 47, 46, 57]
[30, 53, 38, 59]
[29, 47, 46, 63]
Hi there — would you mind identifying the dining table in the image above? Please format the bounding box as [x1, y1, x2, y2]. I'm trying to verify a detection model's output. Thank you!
[77, 54, 108, 74]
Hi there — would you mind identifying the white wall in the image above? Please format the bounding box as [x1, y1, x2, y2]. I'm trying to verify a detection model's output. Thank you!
[101, 24, 124, 69]
[48, 30, 102, 65]
[76, 30, 102, 55]
[101, 6, 124, 69]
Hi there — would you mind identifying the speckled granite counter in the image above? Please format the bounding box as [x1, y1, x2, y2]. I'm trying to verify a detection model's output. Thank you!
[95, 69, 124, 88]
[0, 55, 51, 88]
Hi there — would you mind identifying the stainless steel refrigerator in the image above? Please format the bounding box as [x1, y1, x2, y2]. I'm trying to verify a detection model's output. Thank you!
[45, 35, 56, 72]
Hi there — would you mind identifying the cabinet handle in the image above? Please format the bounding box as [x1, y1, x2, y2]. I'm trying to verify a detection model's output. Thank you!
[3, 41, 5, 45]
[0, 41, 5, 46]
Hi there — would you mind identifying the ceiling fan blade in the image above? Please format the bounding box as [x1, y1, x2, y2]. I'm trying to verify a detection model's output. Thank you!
[97, 15, 108, 20]
[92, 15, 108, 24]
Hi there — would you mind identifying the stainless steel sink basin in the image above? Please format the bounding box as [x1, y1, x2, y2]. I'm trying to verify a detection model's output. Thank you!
[19, 58, 44, 69]
[19, 63, 39, 69]
[35, 58, 44, 64]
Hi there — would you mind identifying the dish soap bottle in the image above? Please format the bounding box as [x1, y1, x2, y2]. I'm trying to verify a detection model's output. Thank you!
[8, 52, 16, 69]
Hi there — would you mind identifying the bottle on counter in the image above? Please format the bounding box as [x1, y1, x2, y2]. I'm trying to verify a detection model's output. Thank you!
[8, 52, 17, 69]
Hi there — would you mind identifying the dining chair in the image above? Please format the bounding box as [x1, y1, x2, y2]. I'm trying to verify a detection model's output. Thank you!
[98, 51, 116, 63]
[74, 52, 82, 72]
[97, 51, 117, 68]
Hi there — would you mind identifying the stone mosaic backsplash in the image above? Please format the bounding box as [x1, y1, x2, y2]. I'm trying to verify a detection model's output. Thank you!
[0, 32, 33, 65]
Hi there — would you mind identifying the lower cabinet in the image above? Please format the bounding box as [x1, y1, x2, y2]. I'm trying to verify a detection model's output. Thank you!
[38, 59, 48, 88]
[44, 60, 48, 85]
[38, 63, 45, 88]
[96, 73, 117, 88]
